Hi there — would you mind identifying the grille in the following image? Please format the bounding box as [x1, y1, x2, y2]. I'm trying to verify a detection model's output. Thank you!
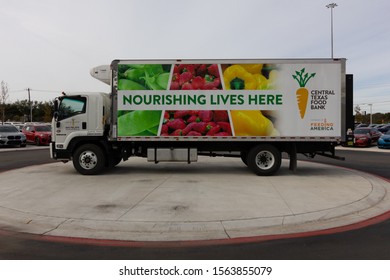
[7, 135, 21, 140]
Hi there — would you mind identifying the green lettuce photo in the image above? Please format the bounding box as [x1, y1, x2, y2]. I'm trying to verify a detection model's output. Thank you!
[118, 110, 161, 136]
[118, 64, 172, 90]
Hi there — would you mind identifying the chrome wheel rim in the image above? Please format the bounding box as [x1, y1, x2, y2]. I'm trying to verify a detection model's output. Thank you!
[79, 150, 98, 170]
[255, 151, 275, 170]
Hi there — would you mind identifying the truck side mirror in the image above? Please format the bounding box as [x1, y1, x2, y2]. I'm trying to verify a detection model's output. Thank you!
[53, 111, 60, 128]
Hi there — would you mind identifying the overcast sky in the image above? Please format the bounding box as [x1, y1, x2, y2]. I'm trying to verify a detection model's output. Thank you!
[1, 0, 389, 113]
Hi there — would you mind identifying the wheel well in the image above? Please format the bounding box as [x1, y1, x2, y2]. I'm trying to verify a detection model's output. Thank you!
[69, 137, 110, 164]
[241, 142, 286, 154]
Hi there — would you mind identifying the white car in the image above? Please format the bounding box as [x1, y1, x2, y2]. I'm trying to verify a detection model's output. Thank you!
[0, 124, 27, 147]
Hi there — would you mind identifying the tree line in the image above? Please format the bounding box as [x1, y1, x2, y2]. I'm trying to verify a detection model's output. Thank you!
[1, 99, 54, 123]
[354, 105, 390, 125]
[1, 80, 53, 124]
[354, 112, 390, 125]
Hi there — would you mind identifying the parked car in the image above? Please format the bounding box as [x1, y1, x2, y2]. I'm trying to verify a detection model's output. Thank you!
[0, 124, 27, 147]
[13, 123, 25, 132]
[378, 124, 390, 133]
[22, 124, 52, 145]
[377, 130, 390, 149]
[353, 127, 382, 147]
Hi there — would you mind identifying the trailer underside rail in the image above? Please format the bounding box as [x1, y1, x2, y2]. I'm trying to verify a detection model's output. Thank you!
[316, 151, 345, 161]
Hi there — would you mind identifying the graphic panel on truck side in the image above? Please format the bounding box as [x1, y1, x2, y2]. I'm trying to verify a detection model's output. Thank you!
[116, 62, 342, 139]
[117, 64, 171, 136]
[222, 63, 279, 136]
[164, 64, 233, 137]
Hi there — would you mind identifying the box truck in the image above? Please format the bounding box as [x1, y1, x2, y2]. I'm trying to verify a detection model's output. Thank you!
[50, 59, 352, 175]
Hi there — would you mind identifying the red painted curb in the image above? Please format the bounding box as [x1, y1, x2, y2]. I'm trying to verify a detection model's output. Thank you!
[1, 207, 390, 249]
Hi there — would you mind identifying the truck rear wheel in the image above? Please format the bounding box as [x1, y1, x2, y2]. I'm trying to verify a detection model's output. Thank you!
[247, 144, 281, 176]
[73, 144, 106, 175]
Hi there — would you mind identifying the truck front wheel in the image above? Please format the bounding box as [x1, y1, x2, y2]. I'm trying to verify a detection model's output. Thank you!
[247, 144, 281, 176]
[73, 144, 106, 175]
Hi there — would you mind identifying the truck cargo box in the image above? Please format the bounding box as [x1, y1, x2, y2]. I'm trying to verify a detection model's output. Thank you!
[111, 59, 346, 143]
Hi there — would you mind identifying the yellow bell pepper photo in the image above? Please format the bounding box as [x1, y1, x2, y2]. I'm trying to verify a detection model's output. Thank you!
[231, 110, 275, 136]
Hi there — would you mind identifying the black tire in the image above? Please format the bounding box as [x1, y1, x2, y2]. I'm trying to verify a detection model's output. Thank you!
[72, 144, 106, 175]
[247, 144, 281, 176]
[35, 137, 41, 146]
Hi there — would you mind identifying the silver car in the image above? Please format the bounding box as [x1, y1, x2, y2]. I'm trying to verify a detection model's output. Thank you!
[0, 125, 27, 147]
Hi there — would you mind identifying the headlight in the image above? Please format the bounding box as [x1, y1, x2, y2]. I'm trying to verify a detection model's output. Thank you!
[40, 134, 45, 137]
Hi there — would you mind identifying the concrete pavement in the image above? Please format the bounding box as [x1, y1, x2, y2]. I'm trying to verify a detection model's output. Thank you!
[1, 155, 390, 244]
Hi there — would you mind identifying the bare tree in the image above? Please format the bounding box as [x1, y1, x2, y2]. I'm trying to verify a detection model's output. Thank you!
[1, 81, 9, 124]
[354, 104, 361, 115]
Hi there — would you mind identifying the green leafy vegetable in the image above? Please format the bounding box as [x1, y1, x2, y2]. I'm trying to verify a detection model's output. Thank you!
[124, 68, 145, 83]
[156, 73, 170, 89]
[117, 64, 172, 90]
[118, 79, 146, 90]
[118, 110, 162, 136]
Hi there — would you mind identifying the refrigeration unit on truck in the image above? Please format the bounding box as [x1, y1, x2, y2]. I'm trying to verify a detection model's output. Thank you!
[50, 59, 352, 176]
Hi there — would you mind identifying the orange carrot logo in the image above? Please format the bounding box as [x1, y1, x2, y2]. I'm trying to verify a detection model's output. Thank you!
[292, 68, 316, 119]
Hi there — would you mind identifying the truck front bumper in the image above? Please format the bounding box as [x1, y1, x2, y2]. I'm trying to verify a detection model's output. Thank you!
[50, 142, 72, 160]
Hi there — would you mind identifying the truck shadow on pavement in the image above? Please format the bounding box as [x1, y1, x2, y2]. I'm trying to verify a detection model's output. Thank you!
[84, 158, 347, 178]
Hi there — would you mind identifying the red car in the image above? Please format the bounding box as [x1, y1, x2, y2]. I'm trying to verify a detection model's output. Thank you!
[353, 127, 381, 147]
[22, 124, 52, 145]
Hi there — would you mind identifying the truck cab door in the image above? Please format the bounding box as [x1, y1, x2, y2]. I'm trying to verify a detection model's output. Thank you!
[53, 96, 87, 145]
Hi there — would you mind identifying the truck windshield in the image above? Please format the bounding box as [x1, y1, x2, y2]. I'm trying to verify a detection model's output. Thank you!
[58, 97, 86, 120]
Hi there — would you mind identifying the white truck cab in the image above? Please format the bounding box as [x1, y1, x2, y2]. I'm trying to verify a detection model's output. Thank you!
[51, 92, 111, 164]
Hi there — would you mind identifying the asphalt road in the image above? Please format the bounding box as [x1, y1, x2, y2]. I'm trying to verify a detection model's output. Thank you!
[0, 146, 55, 173]
[0, 146, 389, 259]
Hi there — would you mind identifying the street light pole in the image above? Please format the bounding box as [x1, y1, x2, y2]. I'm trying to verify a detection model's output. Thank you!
[27, 88, 32, 122]
[368, 104, 373, 124]
[326, 3, 338, 58]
